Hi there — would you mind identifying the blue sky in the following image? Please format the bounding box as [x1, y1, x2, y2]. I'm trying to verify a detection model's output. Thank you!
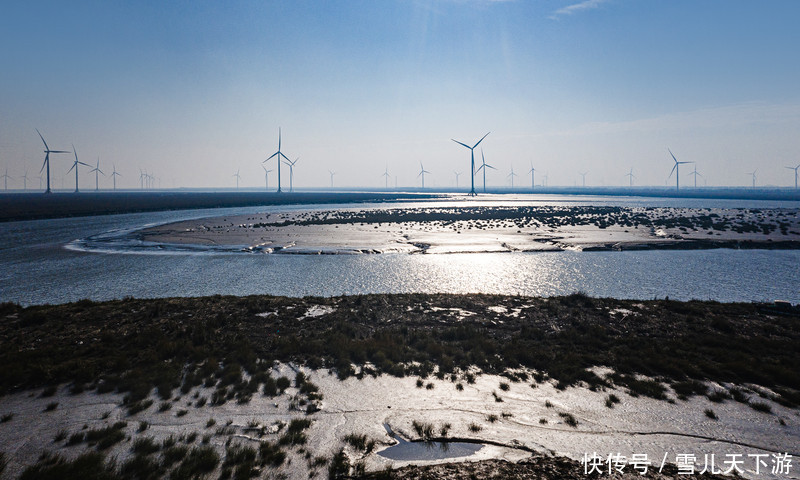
[1, 0, 799, 190]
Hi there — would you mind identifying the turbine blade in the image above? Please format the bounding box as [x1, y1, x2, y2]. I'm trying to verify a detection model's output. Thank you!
[36, 129, 50, 150]
[668, 148, 678, 164]
[451, 139, 470, 149]
[472, 131, 490, 149]
[265, 152, 279, 161]
[668, 164, 677, 178]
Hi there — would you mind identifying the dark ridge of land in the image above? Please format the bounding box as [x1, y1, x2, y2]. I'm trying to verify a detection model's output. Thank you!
[0, 294, 798, 409]
[0, 191, 443, 222]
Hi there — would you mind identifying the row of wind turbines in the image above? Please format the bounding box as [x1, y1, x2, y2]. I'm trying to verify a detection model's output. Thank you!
[7, 129, 800, 192]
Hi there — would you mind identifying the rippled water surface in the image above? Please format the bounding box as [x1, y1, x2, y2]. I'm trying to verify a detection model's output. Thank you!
[1, 196, 798, 305]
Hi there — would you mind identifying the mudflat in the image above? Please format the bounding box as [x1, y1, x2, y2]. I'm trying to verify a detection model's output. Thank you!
[140, 205, 800, 254]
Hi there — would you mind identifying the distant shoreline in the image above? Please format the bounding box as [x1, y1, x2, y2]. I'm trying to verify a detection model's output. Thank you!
[0, 191, 444, 223]
[1, 187, 798, 222]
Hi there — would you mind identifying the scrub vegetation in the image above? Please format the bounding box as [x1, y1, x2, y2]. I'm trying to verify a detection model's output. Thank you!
[0, 294, 797, 410]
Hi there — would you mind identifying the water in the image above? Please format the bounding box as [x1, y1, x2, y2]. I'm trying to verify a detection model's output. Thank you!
[1, 196, 798, 306]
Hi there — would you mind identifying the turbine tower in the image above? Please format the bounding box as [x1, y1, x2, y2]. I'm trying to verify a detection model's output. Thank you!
[233, 169, 241, 189]
[68, 145, 91, 193]
[452, 132, 490, 195]
[36, 129, 70, 194]
[508, 166, 517, 189]
[1, 167, 11, 191]
[264, 128, 290, 193]
[329, 170, 336, 188]
[89, 157, 105, 191]
[668, 149, 693, 191]
[786, 164, 800, 189]
[454, 171, 462, 188]
[475, 149, 496, 193]
[625, 168, 635, 187]
[747, 170, 757, 188]
[418, 162, 430, 189]
[284, 157, 298, 192]
[687, 165, 702, 188]
[261, 165, 272, 191]
[528, 162, 536, 190]
[111, 164, 121, 190]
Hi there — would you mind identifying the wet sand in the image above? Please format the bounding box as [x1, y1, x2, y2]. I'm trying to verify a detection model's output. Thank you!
[140, 205, 800, 254]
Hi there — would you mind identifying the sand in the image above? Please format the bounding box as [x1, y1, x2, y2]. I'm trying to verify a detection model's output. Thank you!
[136, 205, 800, 254]
[0, 366, 797, 479]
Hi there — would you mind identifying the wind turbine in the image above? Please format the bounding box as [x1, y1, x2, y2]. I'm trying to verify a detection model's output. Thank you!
[668, 149, 693, 191]
[454, 171, 462, 188]
[111, 164, 121, 190]
[475, 148, 496, 193]
[68, 145, 91, 193]
[687, 165, 702, 188]
[284, 157, 298, 192]
[139, 169, 146, 189]
[579, 171, 588, 187]
[786, 164, 800, 189]
[261, 165, 272, 191]
[528, 162, 536, 190]
[1, 167, 11, 191]
[22, 170, 29, 190]
[747, 169, 757, 188]
[508, 165, 517, 189]
[625, 168, 635, 187]
[89, 157, 104, 191]
[36, 129, 70, 194]
[452, 132, 490, 195]
[329, 170, 336, 188]
[233, 169, 241, 189]
[382, 167, 390, 189]
[418, 162, 430, 189]
[264, 128, 290, 193]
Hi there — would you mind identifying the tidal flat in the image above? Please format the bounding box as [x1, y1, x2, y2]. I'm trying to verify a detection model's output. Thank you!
[139, 205, 800, 254]
[0, 294, 798, 479]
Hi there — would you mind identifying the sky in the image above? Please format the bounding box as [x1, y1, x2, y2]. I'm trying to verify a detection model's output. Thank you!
[1, 0, 799, 190]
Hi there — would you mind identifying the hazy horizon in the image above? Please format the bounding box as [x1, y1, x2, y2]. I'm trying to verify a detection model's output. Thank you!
[2, 0, 799, 191]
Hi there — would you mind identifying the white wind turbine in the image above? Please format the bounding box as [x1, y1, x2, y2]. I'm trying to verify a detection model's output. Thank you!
[668, 149, 693, 191]
[89, 157, 105, 191]
[36, 129, 70, 194]
[68, 145, 91, 193]
[233, 169, 241, 189]
[687, 165, 702, 188]
[747, 169, 757, 188]
[261, 165, 272, 191]
[452, 132, 490, 195]
[454, 171, 462, 188]
[21, 169, 29, 190]
[1, 167, 11, 191]
[329, 170, 336, 188]
[417, 162, 430, 189]
[508, 165, 517, 189]
[264, 128, 290, 193]
[786, 164, 800, 189]
[111, 164, 121, 190]
[579, 171, 588, 187]
[382, 166, 390, 189]
[528, 162, 536, 190]
[475, 148, 496, 193]
[625, 168, 635, 187]
[284, 157, 298, 192]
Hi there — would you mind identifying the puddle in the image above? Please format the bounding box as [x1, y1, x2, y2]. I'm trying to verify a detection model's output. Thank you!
[378, 423, 483, 461]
